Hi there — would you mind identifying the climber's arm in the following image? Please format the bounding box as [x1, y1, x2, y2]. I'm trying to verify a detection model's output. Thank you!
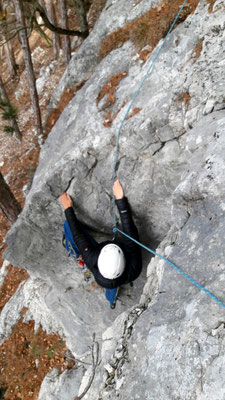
[60, 193, 99, 265]
[113, 180, 139, 240]
[113, 181, 142, 282]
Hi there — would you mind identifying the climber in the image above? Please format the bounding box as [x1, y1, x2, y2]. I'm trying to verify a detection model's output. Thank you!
[59, 179, 142, 289]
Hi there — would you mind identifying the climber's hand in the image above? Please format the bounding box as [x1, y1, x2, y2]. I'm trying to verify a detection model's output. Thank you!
[113, 179, 124, 200]
[60, 193, 73, 210]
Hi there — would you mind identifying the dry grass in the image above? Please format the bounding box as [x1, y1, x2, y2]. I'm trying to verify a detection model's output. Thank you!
[97, 72, 128, 127]
[193, 39, 203, 62]
[177, 91, 191, 107]
[178, 37, 203, 72]
[126, 107, 141, 120]
[138, 45, 153, 63]
[207, 0, 220, 13]
[0, 266, 29, 314]
[0, 310, 75, 400]
[45, 81, 87, 135]
[88, 0, 108, 29]
[97, 68, 144, 126]
[97, 71, 128, 106]
[103, 100, 127, 127]
[97, 72, 142, 127]
[99, 0, 201, 60]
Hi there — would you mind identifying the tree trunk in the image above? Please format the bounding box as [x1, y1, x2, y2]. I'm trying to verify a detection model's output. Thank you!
[45, 0, 60, 59]
[24, 0, 88, 39]
[12, 0, 43, 141]
[72, 0, 88, 35]
[2, 32, 17, 77]
[0, 74, 8, 103]
[0, 171, 22, 226]
[0, 74, 22, 142]
[58, 0, 71, 64]
[0, 3, 17, 77]
[38, 0, 47, 14]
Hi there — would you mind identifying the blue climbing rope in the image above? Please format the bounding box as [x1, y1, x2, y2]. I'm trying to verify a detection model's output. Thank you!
[111, 0, 225, 310]
[112, 0, 189, 229]
[113, 228, 225, 310]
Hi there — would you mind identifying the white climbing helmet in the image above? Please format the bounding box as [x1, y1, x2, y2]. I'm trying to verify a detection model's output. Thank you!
[98, 244, 125, 279]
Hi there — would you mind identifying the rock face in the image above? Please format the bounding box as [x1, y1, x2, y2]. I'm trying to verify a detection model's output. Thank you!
[2, 0, 225, 398]
[85, 111, 225, 400]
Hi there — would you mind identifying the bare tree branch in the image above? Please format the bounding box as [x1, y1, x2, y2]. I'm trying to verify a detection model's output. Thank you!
[0, 25, 31, 47]
[74, 333, 100, 400]
[26, 0, 88, 38]
[29, 13, 52, 45]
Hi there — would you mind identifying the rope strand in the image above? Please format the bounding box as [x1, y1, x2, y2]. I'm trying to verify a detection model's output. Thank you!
[111, 1, 225, 310]
[113, 228, 225, 310]
[112, 0, 189, 228]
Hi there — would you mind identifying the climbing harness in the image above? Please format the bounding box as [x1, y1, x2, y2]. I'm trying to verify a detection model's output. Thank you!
[63, 220, 91, 281]
[112, 0, 225, 310]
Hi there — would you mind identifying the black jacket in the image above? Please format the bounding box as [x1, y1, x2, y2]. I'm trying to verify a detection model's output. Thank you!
[65, 197, 142, 289]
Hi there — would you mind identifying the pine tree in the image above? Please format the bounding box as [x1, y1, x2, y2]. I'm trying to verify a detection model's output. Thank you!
[0, 74, 22, 142]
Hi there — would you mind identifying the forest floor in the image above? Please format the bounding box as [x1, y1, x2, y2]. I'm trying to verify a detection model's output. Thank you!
[0, 2, 107, 399]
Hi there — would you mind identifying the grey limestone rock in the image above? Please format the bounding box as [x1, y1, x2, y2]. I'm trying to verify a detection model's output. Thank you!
[2, 0, 225, 398]
[100, 201, 225, 400]
[83, 109, 225, 399]
[38, 367, 85, 400]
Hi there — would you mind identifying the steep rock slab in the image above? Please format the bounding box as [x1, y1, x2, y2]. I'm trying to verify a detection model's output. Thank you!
[2, 0, 225, 374]
[112, 206, 225, 400]
[82, 111, 225, 400]
[38, 367, 85, 400]
[1, 1, 225, 397]
[0, 260, 148, 356]
[5, 1, 225, 273]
